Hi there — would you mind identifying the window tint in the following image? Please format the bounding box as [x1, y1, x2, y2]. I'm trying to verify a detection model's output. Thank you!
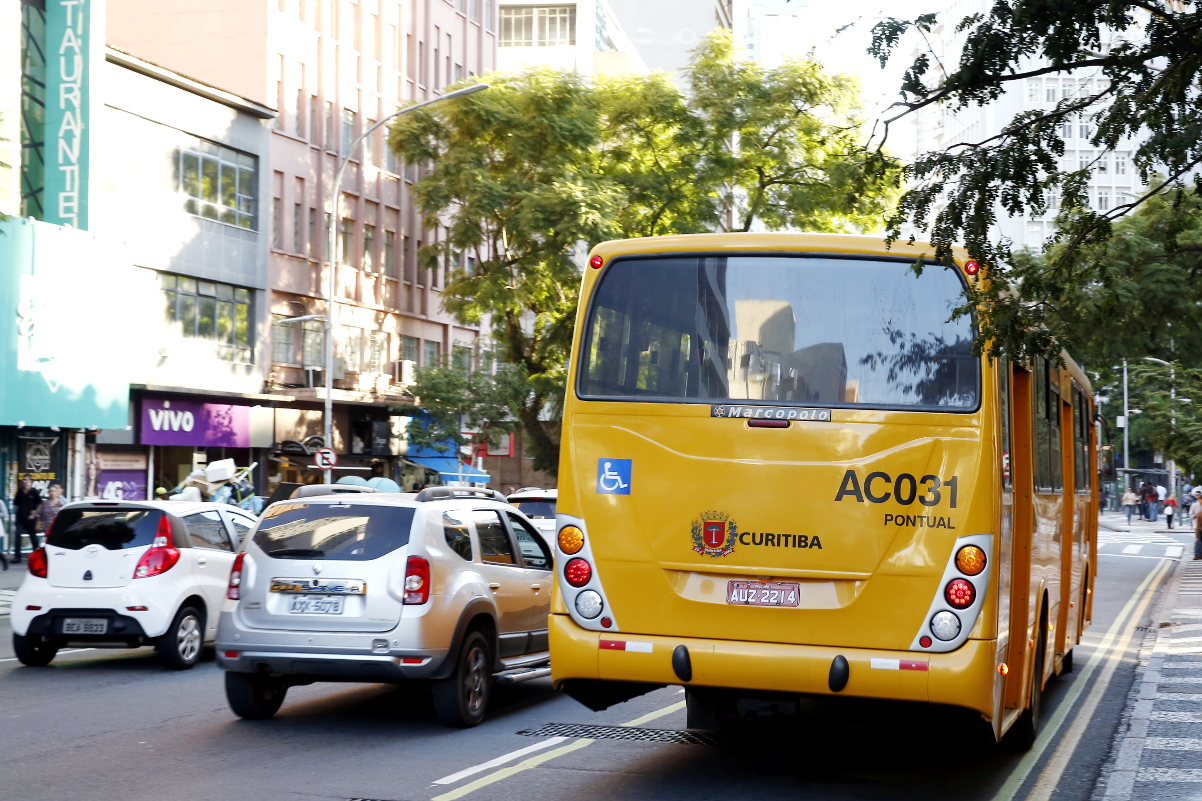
[185, 511, 233, 551]
[510, 499, 555, 519]
[580, 256, 979, 410]
[444, 510, 473, 560]
[227, 515, 255, 546]
[254, 503, 415, 561]
[48, 509, 163, 551]
[508, 513, 552, 570]
[473, 510, 517, 565]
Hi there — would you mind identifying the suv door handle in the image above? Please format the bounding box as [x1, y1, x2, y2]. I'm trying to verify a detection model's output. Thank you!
[531, 584, 541, 591]
[489, 582, 501, 590]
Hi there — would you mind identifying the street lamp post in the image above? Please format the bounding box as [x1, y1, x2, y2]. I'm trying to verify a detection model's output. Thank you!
[1123, 359, 1129, 490]
[319, 83, 489, 484]
[1144, 357, 1177, 499]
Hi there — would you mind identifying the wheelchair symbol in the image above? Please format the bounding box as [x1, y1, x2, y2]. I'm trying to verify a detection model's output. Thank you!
[596, 459, 632, 495]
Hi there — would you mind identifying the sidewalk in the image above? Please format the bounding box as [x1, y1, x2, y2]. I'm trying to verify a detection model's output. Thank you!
[1097, 540, 1202, 799]
[1099, 510, 1192, 537]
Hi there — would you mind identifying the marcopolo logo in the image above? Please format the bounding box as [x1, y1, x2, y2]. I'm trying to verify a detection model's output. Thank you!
[146, 400, 195, 433]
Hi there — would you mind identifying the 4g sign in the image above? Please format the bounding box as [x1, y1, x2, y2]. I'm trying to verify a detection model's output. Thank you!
[834, 470, 960, 508]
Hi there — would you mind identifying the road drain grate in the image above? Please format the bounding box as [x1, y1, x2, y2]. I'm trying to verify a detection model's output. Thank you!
[517, 722, 723, 745]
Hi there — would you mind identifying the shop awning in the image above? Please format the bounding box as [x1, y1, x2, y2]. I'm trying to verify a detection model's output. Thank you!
[408, 456, 490, 482]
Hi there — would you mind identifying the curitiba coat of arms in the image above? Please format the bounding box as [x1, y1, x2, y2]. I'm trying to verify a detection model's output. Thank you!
[692, 510, 737, 558]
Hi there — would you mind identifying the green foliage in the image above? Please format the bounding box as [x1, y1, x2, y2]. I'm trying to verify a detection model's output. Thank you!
[869, 2, 1202, 364]
[395, 353, 528, 459]
[389, 29, 898, 474]
[1126, 361, 1202, 478]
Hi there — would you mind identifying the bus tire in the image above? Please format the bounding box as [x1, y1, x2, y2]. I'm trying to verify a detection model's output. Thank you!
[1006, 607, 1047, 751]
[1061, 648, 1074, 674]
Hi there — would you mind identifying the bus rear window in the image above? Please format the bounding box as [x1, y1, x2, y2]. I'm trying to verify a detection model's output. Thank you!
[578, 255, 979, 410]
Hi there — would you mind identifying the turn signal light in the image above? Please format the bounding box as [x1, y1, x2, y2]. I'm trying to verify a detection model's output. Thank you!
[28, 546, 48, 579]
[564, 558, 592, 588]
[998, 662, 1009, 676]
[955, 545, 987, 576]
[945, 578, 976, 609]
[227, 553, 246, 600]
[403, 556, 431, 604]
[558, 526, 585, 554]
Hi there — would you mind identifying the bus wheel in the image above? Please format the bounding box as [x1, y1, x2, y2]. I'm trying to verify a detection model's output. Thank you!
[1006, 610, 1047, 750]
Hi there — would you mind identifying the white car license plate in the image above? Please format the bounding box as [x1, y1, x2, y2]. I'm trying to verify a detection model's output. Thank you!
[62, 618, 109, 634]
[726, 581, 800, 607]
[289, 596, 345, 615]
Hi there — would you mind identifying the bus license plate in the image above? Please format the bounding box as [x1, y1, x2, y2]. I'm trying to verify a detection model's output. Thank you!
[289, 596, 345, 615]
[726, 581, 800, 607]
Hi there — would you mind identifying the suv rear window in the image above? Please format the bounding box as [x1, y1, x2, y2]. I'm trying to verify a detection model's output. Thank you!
[48, 509, 163, 551]
[254, 503, 415, 561]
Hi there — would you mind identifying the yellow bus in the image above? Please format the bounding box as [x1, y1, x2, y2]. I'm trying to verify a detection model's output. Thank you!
[549, 232, 1098, 746]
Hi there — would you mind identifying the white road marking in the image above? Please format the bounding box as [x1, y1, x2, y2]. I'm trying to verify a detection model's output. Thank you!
[0, 648, 95, 663]
[1137, 768, 1202, 782]
[430, 738, 571, 786]
[1123, 544, 1144, 554]
[1145, 738, 1202, 750]
[1167, 546, 1186, 558]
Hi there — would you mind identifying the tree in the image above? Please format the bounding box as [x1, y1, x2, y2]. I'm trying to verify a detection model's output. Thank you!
[1126, 361, 1202, 479]
[390, 30, 898, 474]
[868, 2, 1202, 364]
[395, 353, 528, 461]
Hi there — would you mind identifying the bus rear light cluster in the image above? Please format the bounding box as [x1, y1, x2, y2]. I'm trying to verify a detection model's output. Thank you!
[558, 526, 585, 554]
[575, 590, 603, 619]
[564, 558, 592, 588]
[909, 534, 992, 653]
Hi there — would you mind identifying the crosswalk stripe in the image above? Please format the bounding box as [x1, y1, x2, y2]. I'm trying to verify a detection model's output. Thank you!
[1146, 738, 1202, 750]
[1136, 768, 1202, 782]
[1123, 544, 1145, 554]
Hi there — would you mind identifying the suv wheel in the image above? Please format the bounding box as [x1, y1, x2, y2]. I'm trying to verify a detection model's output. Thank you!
[225, 672, 289, 720]
[13, 633, 58, 667]
[157, 605, 204, 670]
[433, 631, 493, 728]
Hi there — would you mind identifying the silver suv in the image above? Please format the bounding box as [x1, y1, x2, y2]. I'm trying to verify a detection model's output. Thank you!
[215, 487, 554, 727]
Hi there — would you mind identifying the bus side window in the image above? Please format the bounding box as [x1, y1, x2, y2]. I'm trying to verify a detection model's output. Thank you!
[1034, 356, 1051, 491]
[1000, 357, 1012, 490]
[1050, 365, 1063, 493]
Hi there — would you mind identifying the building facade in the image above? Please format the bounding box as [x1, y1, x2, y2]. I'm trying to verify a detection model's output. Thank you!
[107, 0, 500, 490]
[497, 0, 647, 78]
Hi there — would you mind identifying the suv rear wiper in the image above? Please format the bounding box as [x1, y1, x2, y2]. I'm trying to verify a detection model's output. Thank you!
[268, 548, 325, 558]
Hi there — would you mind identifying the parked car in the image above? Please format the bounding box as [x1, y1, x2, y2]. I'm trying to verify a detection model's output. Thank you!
[506, 488, 557, 540]
[216, 486, 554, 727]
[10, 500, 257, 669]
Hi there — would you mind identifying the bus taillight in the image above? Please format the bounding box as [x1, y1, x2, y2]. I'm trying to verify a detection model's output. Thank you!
[945, 579, 976, 609]
[558, 526, 585, 554]
[564, 558, 592, 587]
[955, 545, 987, 576]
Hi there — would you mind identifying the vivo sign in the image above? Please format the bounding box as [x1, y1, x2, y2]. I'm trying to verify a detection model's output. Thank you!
[140, 397, 249, 447]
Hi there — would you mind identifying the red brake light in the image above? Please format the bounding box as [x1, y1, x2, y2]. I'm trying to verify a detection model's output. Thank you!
[28, 546, 48, 578]
[945, 578, 976, 609]
[964, 260, 980, 275]
[134, 544, 180, 579]
[227, 553, 246, 600]
[564, 558, 592, 588]
[404, 556, 430, 605]
[154, 514, 173, 547]
[589, 255, 604, 269]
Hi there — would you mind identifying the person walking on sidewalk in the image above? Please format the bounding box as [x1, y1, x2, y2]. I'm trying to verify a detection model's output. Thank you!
[1123, 487, 1139, 525]
[1166, 495, 1178, 529]
[1194, 495, 1202, 560]
[12, 475, 41, 563]
[33, 483, 65, 539]
[1147, 483, 1160, 522]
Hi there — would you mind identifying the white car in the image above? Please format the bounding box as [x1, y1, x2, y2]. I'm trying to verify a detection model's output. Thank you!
[506, 488, 557, 541]
[10, 500, 257, 670]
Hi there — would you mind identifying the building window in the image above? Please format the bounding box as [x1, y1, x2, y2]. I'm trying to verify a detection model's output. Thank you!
[1045, 83, 1056, 102]
[272, 198, 283, 249]
[368, 331, 389, 373]
[364, 224, 376, 272]
[341, 109, 356, 157]
[384, 231, 396, 276]
[452, 344, 472, 371]
[1098, 189, 1110, 210]
[402, 335, 419, 364]
[1027, 81, 1039, 102]
[365, 120, 377, 165]
[308, 208, 316, 257]
[162, 274, 253, 363]
[303, 320, 325, 366]
[470, 0, 480, 22]
[423, 339, 441, 367]
[176, 140, 258, 229]
[1116, 153, 1128, 175]
[342, 327, 363, 372]
[1079, 153, 1091, 171]
[272, 313, 296, 363]
[486, 0, 494, 30]
[500, 6, 575, 47]
[310, 95, 321, 143]
[340, 217, 355, 266]
[294, 202, 303, 252]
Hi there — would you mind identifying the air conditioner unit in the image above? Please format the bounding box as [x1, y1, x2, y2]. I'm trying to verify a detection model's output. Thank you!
[393, 359, 417, 384]
[304, 367, 323, 388]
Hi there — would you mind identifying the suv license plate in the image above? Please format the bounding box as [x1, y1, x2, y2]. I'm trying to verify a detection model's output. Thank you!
[726, 581, 800, 607]
[289, 596, 345, 615]
[62, 618, 109, 634]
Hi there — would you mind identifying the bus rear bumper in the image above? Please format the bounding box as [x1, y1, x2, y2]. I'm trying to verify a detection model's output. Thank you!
[550, 613, 998, 717]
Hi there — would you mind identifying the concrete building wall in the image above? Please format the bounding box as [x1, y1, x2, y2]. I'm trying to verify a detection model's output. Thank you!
[497, 0, 647, 78]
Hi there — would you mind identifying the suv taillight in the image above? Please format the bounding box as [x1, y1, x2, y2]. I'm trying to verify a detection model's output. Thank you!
[403, 556, 430, 605]
[227, 553, 246, 600]
[28, 546, 48, 578]
[135, 515, 180, 579]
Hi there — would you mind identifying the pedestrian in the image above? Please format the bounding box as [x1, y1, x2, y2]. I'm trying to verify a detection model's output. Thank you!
[1194, 494, 1202, 560]
[1166, 496, 1178, 529]
[0, 497, 9, 571]
[1147, 483, 1160, 522]
[33, 483, 66, 539]
[12, 475, 41, 563]
[1122, 486, 1139, 525]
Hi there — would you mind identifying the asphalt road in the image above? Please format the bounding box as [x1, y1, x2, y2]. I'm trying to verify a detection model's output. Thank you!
[0, 525, 1184, 801]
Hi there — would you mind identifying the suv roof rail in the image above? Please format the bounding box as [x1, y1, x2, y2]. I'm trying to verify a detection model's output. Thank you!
[414, 486, 507, 503]
[292, 484, 378, 499]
